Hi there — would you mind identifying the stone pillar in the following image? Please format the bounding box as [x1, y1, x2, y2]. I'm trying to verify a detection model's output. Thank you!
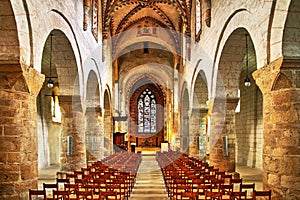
[59, 95, 86, 171]
[103, 109, 113, 156]
[85, 106, 103, 164]
[208, 98, 239, 172]
[0, 65, 44, 199]
[253, 57, 300, 200]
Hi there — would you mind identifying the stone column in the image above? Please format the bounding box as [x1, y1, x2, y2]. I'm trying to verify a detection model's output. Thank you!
[253, 57, 300, 200]
[208, 98, 239, 172]
[85, 106, 103, 164]
[103, 110, 112, 156]
[59, 95, 86, 171]
[0, 65, 44, 199]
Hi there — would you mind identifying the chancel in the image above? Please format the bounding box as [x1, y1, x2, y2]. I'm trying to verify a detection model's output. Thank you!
[0, 0, 299, 199]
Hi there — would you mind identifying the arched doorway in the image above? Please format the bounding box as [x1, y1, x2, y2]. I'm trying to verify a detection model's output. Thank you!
[85, 70, 102, 163]
[191, 70, 208, 159]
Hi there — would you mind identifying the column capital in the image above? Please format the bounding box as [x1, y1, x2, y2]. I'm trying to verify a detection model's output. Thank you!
[0, 64, 45, 96]
[252, 57, 283, 94]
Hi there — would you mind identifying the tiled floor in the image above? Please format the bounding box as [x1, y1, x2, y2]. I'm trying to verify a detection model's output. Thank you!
[38, 154, 263, 199]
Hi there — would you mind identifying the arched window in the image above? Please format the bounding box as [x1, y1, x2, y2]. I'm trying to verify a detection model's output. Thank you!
[196, 0, 201, 35]
[138, 88, 157, 133]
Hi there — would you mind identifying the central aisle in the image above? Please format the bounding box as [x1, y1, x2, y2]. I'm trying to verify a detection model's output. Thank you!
[129, 155, 169, 200]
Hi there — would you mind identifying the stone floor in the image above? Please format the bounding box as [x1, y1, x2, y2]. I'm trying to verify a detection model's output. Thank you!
[38, 155, 263, 199]
[128, 155, 169, 199]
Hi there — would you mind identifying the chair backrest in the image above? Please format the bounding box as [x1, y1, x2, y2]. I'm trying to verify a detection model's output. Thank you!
[230, 178, 242, 191]
[218, 184, 233, 195]
[253, 190, 271, 200]
[43, 183, 58, 198]
[181, 191, 198, 200]
[230, 191, 247, 200]
[64, 183, 78, 194]
[100, 190, 117, 200]
[205, 190, 223, 200]
[29, 189, 46, 200]
[240, 183, 255, 197]
[76, 189, 94, 200]
[56, 178, 70, 190]
[53, 190, 70, 200]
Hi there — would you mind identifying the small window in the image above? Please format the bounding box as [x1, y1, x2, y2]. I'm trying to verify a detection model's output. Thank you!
[143, 42, 149, 54]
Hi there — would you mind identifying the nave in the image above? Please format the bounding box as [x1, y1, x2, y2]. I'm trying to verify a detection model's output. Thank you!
[34, 151, 265, 199]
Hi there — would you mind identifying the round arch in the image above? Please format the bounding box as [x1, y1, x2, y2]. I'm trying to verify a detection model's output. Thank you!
[180, 85, 190, 154]
[103, 86, 113, 156]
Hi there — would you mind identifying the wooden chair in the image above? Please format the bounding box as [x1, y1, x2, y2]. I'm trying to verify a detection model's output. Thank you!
[197, 184, 212, 198]
[29, 189, 46, 200]
[205, 190, 223, 200]
[218, 184, 233, 196]
[43, 183, 58, 200]
[64, 183, 78, 195]
[230, 191, 247, 200]
[56, 178, 70, 190]
[229, 178, 242, 191]
[240, 183, 255, 200]
[100, 190, 118, 200]
[53, 190, 71, 200]
[252, 190, 271, 200]
[181, 191, 199, 200]
[75, 189, 94, 200]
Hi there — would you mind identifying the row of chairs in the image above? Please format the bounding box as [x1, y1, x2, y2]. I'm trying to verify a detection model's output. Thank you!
[29, 151, 142, 200]
[156, 151, 271, 200]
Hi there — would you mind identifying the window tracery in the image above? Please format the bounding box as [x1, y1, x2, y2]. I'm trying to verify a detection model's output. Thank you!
[138, 88, 156, 133]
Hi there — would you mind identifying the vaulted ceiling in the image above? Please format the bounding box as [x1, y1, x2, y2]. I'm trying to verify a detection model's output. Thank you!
[101, 0, 192, 40]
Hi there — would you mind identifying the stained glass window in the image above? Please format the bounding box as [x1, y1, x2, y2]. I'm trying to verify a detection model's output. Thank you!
[196, 0, 201, 34]
[92, 0, 98, 41]
[138, 88, 156, 133]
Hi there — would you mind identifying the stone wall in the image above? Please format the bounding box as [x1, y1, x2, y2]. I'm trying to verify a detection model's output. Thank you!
[235, 83, 263, 168]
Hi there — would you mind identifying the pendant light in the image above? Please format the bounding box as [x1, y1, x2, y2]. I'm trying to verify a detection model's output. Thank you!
[244, 33, 251, 87]
[47, 34, 54, 88]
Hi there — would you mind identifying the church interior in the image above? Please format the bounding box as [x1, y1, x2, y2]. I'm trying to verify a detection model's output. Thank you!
[0, 0, 299, 199]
